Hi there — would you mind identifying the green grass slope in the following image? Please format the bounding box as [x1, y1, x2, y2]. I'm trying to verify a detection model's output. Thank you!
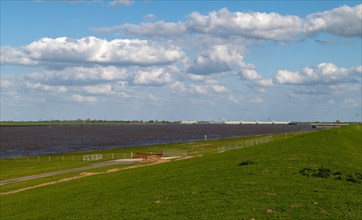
[1, 125, 361, 219]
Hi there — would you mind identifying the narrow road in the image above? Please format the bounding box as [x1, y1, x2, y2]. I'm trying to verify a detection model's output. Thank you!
[0, 158, 143, 186]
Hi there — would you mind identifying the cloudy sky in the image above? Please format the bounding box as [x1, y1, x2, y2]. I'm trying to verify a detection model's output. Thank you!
[1, 1, 361, 122]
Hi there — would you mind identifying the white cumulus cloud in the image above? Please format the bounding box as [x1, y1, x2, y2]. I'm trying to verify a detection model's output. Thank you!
[187, 45, 271, 87]
[28, 66, 128, 84]
[144, 14, 156, 20]
[94, 8, 304, 41]
[93, 4, 362, 40]
[190, 85, 209, 95]
[133, 66, 177, 86]
[81, 84, 114, 95]
[187, 8, 304, 41]
[96, 21, 187, 38]
[275, 63, 362, 85]
[25, 82, 68, 93]
[72, 94, 97, 103]
[1, 36, 186, 68]
[187, 45, 245, 75]
[109, 0, 133, 7]
[306, 4, 362, 37]
[209, 83, 229, 93]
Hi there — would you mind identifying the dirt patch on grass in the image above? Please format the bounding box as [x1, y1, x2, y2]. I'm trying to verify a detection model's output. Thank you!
[143, 155, 163, 163]
[290, 204, 303, 208]
[266, 208, 273, 214]
[320, 209, 330, 216]
[284, 157, 299, 161]
[79, 172, 98, 176]
[265, 192, 277, 196]
[1, 157, 189, 196]
[106, 168, 121, 173]
[0, 172, 99, 196]
[241, 181, 257, 185]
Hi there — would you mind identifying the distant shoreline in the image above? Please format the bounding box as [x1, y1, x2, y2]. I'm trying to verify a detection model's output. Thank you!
[0, 120, 357, 127]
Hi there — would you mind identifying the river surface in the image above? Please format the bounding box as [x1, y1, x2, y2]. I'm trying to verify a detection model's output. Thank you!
[0, 124, 315, 158]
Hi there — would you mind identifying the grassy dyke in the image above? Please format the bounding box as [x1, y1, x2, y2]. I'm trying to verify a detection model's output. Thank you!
[0, 125, 360, 219]
[0, 131, 309, 181]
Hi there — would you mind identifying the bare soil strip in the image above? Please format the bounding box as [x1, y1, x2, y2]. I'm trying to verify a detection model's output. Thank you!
[0, 158, 144, 186]
[0, 157, 183, 196]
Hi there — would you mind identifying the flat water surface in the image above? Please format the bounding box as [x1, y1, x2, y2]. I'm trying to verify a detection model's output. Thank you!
[0, 124, 315, 158]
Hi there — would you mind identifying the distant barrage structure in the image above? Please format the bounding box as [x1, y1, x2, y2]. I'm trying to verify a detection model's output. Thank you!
[180, 120, 198, 124]
[180, 121, 291, 125]
[223, 121, 290, 125]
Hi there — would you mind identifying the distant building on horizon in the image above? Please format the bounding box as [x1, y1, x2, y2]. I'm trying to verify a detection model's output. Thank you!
[223, 121, 290, 125]
[180, 120, 198, 124]
[180, 120, 291, 125]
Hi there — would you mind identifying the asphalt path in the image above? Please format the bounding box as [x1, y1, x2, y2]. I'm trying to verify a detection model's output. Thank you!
[0, 158, 143, 186]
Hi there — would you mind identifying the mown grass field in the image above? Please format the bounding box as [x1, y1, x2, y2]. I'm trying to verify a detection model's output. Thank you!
[1, 125, 361, 219]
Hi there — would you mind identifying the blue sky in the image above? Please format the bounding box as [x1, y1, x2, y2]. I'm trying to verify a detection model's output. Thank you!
[1, 0, 361, 122]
